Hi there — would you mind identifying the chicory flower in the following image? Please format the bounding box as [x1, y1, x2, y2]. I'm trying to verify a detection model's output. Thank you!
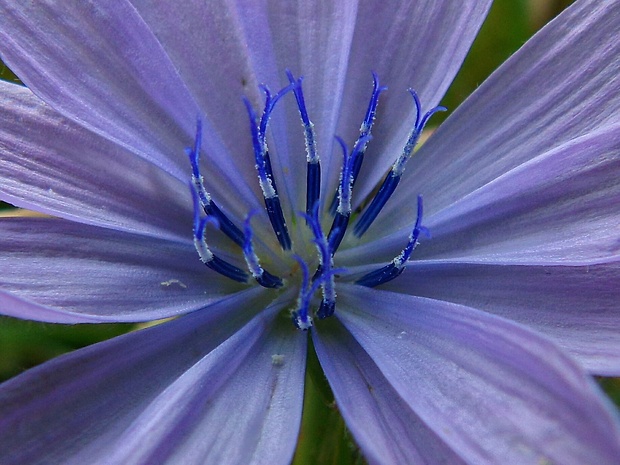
[1, 0, 619, 464]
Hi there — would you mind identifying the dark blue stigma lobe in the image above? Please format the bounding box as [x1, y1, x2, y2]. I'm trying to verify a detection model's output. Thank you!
[356, 195, 425, 287]
[327, 135, 371, 254]
[329, 72, 386, 215]
[353, 90, 445, 238]
[286, 70, 321, 219]
[187, 120, 246, 247]
[191, 189, 250, 283]
[300, 202, 337, 320]
[244, 83, 296, 250]
[242, 211, 283, 288]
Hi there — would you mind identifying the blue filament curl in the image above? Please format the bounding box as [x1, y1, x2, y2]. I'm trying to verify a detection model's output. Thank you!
[354, 91, 445, 238]
[187, 119, 245, 247]
[356, 195, 425, 287]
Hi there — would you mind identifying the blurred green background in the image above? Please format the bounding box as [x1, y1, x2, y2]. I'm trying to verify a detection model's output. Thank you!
[1, 0, 618, 463]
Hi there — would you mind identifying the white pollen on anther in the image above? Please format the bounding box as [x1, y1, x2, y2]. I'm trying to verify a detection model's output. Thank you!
[271, 354, 285, 366]
[193, 237, 214, 263]
[258, 175, 277, 199]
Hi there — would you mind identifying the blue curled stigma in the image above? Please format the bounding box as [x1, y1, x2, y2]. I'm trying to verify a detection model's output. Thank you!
[242, 210, 283, 289]
[285, 70, 321, 218]
[356, 195, 427, 287]
[329, 72, 387, 215]
[191, 186, 249, 283]
[187, 119, 246, 247]
[353, 90, 445, 238]
[299, 202, 338, 320]
[243, 82, 296, 251]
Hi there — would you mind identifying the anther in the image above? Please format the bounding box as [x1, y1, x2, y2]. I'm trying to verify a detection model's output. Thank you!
[330, 72, 387, 215]
[244, 84, 295, 250]
[191, 187, 249, 283]
[291, 255, 315, 331]
[356, 195, 425, 287]
[187, 119, 245, 247]
[286, 70, 321, 218]
[327, 135, 371, 253]
[243, 211, 283, 289]
[300, 203, 337, 319]
[353, 91, 445, 238]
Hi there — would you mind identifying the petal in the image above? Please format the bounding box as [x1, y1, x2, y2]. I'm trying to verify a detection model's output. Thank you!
[126, 1, 491, 211]
[0, 0, 262, 212]
[0, 218, 248, 323]
[129, 0, 359, 212]
[105, 308, 305, 465]
[343, 122, 620, 264]
[0, 289, 298, 465]
[372, 0, 620, 240]
[334, 0, 492, 200]
[313, 318, 467, 465]
[419, 124, 620, 263]
[336, 284, 620, 465]
[382, 260, 620, 376]
[0, 80, 191, 241]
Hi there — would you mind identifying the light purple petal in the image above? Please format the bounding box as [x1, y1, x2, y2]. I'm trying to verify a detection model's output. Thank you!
[342, 122, 620, 265]
[313, 319, 466, 465]
[129, 0, 360, 213]
[418, 125, 620, 264]
[0, 0, 262, 214]
[0, 289, 295, 465]
[0, 218, 250, 323]
[333, 0, 492, 200]
[125, 1, 491, 213]
[105, 308, 305, 465]
[369, 0, 620, 240]
[381, 260, 620, 376]
[335, 284, 620, 465]
[0, 80, 192, 241]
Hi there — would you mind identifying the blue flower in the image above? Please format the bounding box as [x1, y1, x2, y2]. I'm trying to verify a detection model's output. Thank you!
[1, 1, 620, 464]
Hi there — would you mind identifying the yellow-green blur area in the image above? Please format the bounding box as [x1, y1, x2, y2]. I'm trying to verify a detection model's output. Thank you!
[1, 1, 618, 464]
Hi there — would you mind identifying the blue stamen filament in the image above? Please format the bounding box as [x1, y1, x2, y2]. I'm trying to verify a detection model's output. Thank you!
[191, 188, 249, 283]
[300, 203, 337, 320]
[353, 90, 445, 238]
[187, 120, 246, 247]
[327, 134, 372, 253]
[244, 83, 295, 250]
[286, 70, 322, 218]
[290, 255, 315, 330]
[356, 195, 425, 287]
[243, 211, 284, 289]
[330, 72, 387, 215]
[186, 72, 435, 330]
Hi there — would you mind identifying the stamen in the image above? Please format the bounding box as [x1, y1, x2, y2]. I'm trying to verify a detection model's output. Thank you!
[186, 71, 443, 330]
[187, 119, 245, 247]
[330, 72, 387, 215]
[244, 84, 295, 250]
[191, 188, 249, 283]
[291, 254, 345, 329]
[286, 70, 321, 218]
[243, 211, 283, 289]
[300, 203, 337, 319]
[327, 135, 371, 253]
[356, 195, 425, 287]
[291, 255, 315, 331]
[353, 90, 445, 238]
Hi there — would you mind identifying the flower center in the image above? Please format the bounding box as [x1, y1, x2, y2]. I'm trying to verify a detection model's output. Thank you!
[188, 71, 443, 330]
